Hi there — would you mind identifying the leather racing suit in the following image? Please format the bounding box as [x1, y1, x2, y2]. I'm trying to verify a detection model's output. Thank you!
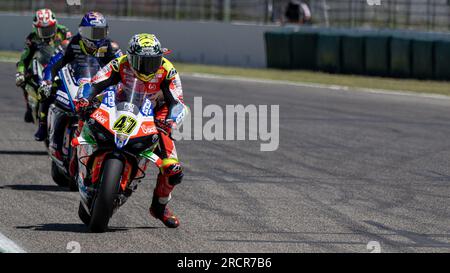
[16, 24, 71, 122]
[36, 33, 122, 142]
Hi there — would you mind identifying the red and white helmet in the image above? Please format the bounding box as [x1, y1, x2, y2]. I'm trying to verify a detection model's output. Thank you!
[33, 9, 57, 38]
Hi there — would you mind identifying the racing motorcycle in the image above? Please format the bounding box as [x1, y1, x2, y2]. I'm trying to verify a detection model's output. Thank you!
[47, 55, 109, 191]
[23, 44, 61, 125]
[73, 78, 164, 232]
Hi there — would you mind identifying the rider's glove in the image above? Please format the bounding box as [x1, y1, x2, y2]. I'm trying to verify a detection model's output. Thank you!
[155, 118, 176, 134]
[75, 98, 90, 114]
[38, 81, 52, 99]
[15, 72, 25, 87]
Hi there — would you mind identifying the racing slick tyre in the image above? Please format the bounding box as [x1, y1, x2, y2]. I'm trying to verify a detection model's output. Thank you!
[51, 161, 69, 187]
[88, 158, 124, 233]
[78, 202, 91, 226]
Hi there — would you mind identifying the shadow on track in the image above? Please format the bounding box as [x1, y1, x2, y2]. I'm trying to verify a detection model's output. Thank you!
[0, 184, 71, 192]
[16, 224, 90, 233]
[16, 224, 161, 234]
[0, 150, 47, 156]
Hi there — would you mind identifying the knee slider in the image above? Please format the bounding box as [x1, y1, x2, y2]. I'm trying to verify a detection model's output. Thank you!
[168, 171, 183, 186]
[160, 158, 183, 186]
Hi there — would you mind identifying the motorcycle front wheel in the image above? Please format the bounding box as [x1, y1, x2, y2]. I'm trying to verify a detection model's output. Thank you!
[51, 161, 69, 187]
[88, 158, 124, 233]
[78, 201, 91, 226]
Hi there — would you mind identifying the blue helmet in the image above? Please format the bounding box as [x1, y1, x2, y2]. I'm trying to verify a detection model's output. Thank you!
[78, 12, 108, 50]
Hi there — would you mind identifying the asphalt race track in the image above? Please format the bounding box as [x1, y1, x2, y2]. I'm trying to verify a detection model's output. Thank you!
[0, 61, 450, 253]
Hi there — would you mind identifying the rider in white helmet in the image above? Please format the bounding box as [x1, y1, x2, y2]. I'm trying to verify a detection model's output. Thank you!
[16, 8, 71, 123]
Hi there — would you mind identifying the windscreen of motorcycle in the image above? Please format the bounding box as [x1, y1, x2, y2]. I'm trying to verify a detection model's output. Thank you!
[94, 78, 157, 149]
[70, 55, 101, 85]
[115, 78, 155, 116]
[34, 43, 57, 66]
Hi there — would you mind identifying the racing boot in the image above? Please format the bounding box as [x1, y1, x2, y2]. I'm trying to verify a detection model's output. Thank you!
[34, 121, 47, 141]
[149, 165, 183, 228]
[149, 159, 183, 228]
[150, 195, 180, 228]
[35, 100, 50, 141]
[22, 90, 33, 123]
[24, 105, 33, 123]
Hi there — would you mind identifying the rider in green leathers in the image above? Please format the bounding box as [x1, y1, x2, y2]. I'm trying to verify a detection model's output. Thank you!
[15, 8, 72, 123]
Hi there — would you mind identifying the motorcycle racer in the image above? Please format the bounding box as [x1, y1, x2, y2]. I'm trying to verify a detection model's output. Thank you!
[15, 8, 71, 123]
[36, 11, 122, 141]
[78, 33, 188, 228]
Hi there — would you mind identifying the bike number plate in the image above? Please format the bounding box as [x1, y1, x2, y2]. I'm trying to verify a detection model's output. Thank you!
[113, 115, 137, 135]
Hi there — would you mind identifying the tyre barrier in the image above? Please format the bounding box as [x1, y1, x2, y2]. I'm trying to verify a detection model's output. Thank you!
[264, 27, 450, 81]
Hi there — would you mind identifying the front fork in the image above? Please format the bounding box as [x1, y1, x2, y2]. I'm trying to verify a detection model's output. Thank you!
[72, 123, 162, 206]
[74, 147, 162, 209]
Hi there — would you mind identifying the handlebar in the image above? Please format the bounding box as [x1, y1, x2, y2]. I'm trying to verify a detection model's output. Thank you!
[77, 94, 176, 141]
[77, 96, 102, 120]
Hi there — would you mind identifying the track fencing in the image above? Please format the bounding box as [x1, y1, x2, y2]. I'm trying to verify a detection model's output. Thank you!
[2, 0, 450, 31]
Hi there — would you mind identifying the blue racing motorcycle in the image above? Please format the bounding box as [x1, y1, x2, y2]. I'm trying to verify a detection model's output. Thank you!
[47, 55, 114, 190]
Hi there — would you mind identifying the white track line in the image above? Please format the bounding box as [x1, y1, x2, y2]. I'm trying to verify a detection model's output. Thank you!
[183, 72, 450, 100]
[0, 232, 26, 253]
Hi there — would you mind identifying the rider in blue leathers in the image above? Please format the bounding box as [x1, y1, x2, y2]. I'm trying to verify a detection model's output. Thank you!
[36, 11, 121, 141]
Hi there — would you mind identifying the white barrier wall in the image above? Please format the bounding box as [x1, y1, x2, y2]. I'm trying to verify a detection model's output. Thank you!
[0, 13, 278, 67]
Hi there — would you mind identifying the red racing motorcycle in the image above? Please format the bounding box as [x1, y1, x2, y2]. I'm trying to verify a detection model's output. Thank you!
[73, 79, 166, 232]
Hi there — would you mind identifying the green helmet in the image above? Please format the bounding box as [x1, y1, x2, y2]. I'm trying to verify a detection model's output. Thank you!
[127, 33, 163, 81]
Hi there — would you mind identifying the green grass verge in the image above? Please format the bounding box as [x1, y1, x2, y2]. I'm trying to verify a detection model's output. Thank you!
[3, 50, 449, 95]
[0, 50, 21, 62]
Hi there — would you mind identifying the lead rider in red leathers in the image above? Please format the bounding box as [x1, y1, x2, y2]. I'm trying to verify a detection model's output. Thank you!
[78, 33, 188, 228]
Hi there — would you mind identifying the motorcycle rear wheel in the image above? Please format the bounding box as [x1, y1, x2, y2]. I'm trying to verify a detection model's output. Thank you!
[68, 177, 78, 192]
